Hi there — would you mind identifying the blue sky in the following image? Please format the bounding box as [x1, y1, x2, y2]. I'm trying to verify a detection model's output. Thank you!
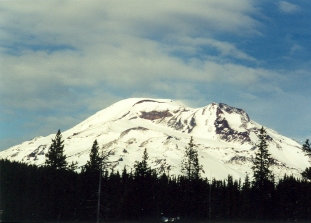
[1, 0, 311, 150]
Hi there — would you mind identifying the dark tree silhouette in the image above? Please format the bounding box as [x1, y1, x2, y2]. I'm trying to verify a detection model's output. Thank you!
[45, 130, 67, 170]
[252, 127, 273, 188]
[302, 167, 311, 180]
[181, 136, 202, 181]
[134, 148, 152, 178]
[300, 139, 311, 183]
[83, 139, 102, 172]
[302, 139, 311, 156]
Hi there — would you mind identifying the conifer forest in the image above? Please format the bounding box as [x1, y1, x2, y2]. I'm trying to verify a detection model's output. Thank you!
[1, 129, 311, 222]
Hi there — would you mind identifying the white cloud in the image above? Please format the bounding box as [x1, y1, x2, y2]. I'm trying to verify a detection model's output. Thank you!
[166, 36, 257, 62]
[0, 37, 279, 111]
[1, 0, 301, 148]
[290, 43, 303, 54]
[278, 1, 300, 14]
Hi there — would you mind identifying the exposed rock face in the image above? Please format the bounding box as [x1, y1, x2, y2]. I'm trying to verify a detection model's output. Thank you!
[219, 103, 250, 122]
[227, 155, 251, 164]
[214, 106, 251, 143]
[140, 110, 173, 120]
[215, 116, 251, 143]
[0, 98, 309, 180]
[168, 117, 185, 131]
[120, 127, 149, 137]
[26, 145, 46, 161]
[133, 99, 165, 106]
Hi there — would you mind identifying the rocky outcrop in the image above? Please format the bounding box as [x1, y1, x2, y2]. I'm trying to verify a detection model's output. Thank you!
[140, 110, 173, 120]
[215, 107, 251, 143]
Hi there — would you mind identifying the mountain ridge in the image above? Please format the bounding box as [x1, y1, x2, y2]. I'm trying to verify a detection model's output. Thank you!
[0, 98, 309, 180]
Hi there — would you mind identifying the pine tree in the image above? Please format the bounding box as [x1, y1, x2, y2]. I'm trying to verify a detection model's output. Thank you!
[301, 167, 311, 180]
[301, 139, 311, 181]
[181, 137, 202, 181]
[84, 140, 102, 172]
[302, 139, 311, 156]
[242, 174, 251, 190]
[252, 127, 273, 188]
[81, 140, 112, 222]
[68, 161, 78, 171]
[251, 127, 275, 220]
[45, 130, 67, 170]
[134, 148, 151, 178]
[133, 148, 157, 218]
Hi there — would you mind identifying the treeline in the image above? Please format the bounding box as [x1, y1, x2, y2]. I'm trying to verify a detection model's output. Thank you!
[0, 128, 311, 222]
[1, 159, 311, 222]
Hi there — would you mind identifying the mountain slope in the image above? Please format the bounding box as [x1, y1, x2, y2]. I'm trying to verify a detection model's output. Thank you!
[0, 98, 309, 180]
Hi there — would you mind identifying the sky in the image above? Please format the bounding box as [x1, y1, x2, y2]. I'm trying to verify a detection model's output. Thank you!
[0, 0, 311, 150]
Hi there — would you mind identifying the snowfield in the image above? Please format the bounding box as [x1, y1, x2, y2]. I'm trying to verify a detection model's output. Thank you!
[0, 98, 309, 180]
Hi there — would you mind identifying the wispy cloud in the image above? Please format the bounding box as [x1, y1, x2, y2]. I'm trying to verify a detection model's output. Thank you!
[0, 0, 310, 149]
[278, 1, 300, 14]
[166, 37, 257, 62]
[0, 0, 266, 113]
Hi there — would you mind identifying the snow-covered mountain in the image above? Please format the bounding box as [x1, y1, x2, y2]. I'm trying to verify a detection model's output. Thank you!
[0, 98, 309, 180]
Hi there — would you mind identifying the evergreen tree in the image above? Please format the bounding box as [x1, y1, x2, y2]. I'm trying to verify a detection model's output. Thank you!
[181, 137, 202, 180]
[134, 148, 151, 178]
[301, 167, 311, 180]
[80, 140, 113, 222]
[45, 130, 67, 170]
[242, 174, 251, 190]
[133, 148, 157, 218]
[302, 139, 311, 156]
[68, 161, 78, 171]
[84, 140, 102, 172]
[252, 127, 273, 188]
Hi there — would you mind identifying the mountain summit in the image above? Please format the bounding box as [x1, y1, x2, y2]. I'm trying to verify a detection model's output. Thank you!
[0, 98, 309, 179]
